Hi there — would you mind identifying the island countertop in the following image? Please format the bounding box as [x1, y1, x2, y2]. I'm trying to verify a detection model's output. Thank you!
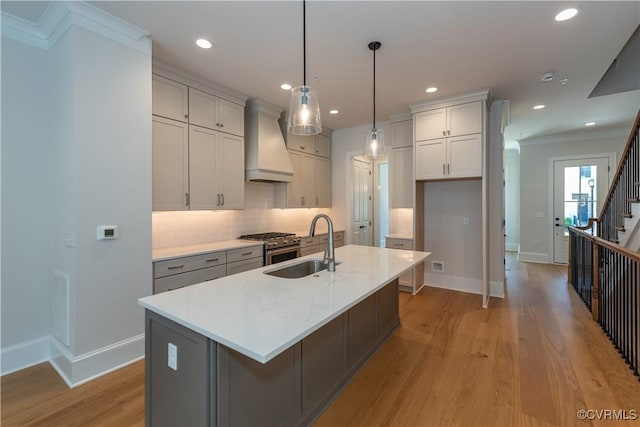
[139, 245, 430, 363]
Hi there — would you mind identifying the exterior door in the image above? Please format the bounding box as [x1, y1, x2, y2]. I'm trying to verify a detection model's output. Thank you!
[553, 157, 610, 263]
[352, 157, 373, 246]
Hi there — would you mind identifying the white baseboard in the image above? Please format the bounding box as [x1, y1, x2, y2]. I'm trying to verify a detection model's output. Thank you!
[50, 334, 145, 387]
[2, 334, 144, 387]
[505, 243, 519, 252]
[425, 273, 484, 295]
[1, 336, 50, 375]
[518, 251, 549, 263]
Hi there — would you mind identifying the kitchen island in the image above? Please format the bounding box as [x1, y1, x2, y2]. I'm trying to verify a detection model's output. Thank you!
[139, 245, 429, 427]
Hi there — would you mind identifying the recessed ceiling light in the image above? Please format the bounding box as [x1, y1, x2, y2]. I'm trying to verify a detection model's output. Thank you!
[559, 78, 569, 85]
[329, 109, 339, 115]
[425, 87, 438, 93]
[585, 122, 596, 126]
[195, 38, 212, 49]
[280, 83, 292, 90]
[533, 104, 546, 110]
[555, 8, 579, 21]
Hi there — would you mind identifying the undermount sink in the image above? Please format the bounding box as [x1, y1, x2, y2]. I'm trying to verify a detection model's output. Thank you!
[264, 259, 340, 279]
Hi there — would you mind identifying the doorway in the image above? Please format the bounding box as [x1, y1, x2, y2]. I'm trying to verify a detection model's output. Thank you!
[351, 156, 373, 246]
[552, 155, 612, 263]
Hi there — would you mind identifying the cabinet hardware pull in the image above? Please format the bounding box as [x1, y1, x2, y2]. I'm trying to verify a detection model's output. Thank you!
[217, 194, 221, 206]
[241, 252, 253, 256]
[301, 146, 305, 150]
[185, 114, 189, 119]
[447, 130, 450, 135]
[442, 130, 446, 136]
[185, 192, 190, 206]
[205, 258, 219, 263]
[316, 197, 319, 206]
[168, 264, 185, 270]
[220, 123, 224, 128]
[301, 196, 305, 206]
[221, 194, 224, 206]
[447, 163, 450, 174]
[393, 243, 403, 246]
[216, 122, 220, 127]
[442, 164, 445, 175]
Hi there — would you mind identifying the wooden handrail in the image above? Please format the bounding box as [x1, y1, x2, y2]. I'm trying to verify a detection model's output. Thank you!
[598, 110, 640, 221]
[570, 226, 640, 261]
[572, 217, 598, 231]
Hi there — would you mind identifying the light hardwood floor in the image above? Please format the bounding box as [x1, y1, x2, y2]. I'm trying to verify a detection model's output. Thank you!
[2, 254, 639, 426]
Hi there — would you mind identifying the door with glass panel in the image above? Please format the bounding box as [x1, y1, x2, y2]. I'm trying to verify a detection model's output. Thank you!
[553, 157, 610, 263]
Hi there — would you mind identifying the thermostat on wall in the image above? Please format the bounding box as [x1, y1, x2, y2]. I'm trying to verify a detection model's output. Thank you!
[97, 225, 119, 240]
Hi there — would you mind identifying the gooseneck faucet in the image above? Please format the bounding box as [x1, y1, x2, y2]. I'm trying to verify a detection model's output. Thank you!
[309, 214, 336, 272]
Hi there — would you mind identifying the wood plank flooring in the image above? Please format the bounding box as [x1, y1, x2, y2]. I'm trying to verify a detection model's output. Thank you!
[2, 254, 639, 426]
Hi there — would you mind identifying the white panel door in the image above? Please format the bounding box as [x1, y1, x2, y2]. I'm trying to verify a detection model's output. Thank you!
[351, 158, 373, 246]
[152, 116, 189, 211]
[553, 157, 610, 263]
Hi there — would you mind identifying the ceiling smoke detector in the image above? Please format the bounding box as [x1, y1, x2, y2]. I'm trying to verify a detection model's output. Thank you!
[540, 72, 557, 82]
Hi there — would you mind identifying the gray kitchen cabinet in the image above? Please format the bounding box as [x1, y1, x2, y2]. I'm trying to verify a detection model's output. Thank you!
[275, 151, 331, 208]
[189, 125, 245, 210]
[314, 156, 331, 207]
[386, 237, 415, 293]
[152, 74, 188, 123]
[391, 117, 413, 148]
[299, 231, 344, 257]
[145, 311, 214, 427]
[286, 133, 314, 153]
[390, 147, 413, 208]
[300, 235, 320, 257]
[313, 133, 331, 158]
[152, 72, 246, 211]
[145, 279, 400, 427]
[414, 100, 483, 180]
[153, 244, 263, 294]
[188, 87, 244, 137]
[152, 116, 189, 211]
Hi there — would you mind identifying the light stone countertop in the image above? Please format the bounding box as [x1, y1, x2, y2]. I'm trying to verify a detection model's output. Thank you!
[385, 233, 414, 240]
[139, 245, 430, 364]
[152, 240, 263, 262]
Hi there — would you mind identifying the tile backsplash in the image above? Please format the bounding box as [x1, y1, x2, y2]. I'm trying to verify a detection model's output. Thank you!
[152, 182, 333, 249]
[391, 208, 414, 236]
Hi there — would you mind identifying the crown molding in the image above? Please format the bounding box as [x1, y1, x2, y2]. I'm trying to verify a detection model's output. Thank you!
[1, 1, 150, 54]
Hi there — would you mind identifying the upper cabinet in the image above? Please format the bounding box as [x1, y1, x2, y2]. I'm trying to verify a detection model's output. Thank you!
[152, 75, 189, 123]
[391, 119, 413, 148]
[390, 116, 413, 208]
[188, 88, 244, 137]
[286, 132, 331, 158]
[151, 72, 247, 211]
[413, 97, 486, 180]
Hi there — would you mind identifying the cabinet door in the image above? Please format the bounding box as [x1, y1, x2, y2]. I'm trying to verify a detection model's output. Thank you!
[415, 108, 446, 141]
[218, 99, 244, 137]
[300, 154, 316, 207]
[391, 120, 413, 148]
[415, 138, 446, 180]
[152, 117, 189, 211]
[189, 125, 219, 210]
[287, 133, 312, 153]
[218, 133, 245, 209]
[448, 134, 482, 178]
[314, 134, 331, 157]
[226, 257, 263, 276]
[152, 75, 188, 122]
[287, 151, 304, 208]
[314, 157, 331, 207]
[188, 88, 218, 130]
[390, 147, 413, 208]
[448, 101, 482, 137]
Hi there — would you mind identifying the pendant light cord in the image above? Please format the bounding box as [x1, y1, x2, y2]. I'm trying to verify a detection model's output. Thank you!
[303, 0, 306, 87]
[372, 45, 376, 130]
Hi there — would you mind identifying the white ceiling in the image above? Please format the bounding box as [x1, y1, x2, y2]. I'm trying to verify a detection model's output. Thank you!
[3, 1, 639, 144]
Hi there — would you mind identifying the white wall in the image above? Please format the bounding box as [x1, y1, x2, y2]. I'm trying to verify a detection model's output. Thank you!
[1, 37, 53, 358]
[504, 149, 520, 252]
[518, 127, 628, 263]
[2, 5, 153, 385]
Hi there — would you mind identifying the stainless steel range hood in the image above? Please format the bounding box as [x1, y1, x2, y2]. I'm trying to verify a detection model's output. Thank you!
[244, 98, 294, 182]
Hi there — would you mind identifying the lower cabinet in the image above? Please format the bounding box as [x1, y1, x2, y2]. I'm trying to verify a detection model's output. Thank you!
[145, 279, 399, 427]
[299, 231, 345, 257]
[386, 237, 415, 293]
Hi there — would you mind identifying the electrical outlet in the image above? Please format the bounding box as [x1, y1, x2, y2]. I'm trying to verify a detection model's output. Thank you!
[168, 343, 178, 371]
[463, 217, 470, 225]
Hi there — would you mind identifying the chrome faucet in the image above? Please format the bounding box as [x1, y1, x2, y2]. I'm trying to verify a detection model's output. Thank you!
[309, 214, 336, 272]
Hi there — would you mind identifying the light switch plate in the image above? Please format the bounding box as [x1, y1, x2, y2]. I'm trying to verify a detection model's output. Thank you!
[168, 343, 178, 370]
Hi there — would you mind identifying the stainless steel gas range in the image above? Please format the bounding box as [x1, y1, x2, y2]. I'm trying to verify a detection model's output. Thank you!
[238, 232, 301, 265]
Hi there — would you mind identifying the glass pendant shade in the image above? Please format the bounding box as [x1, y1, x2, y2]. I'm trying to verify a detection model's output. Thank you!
[364, 128, 384, 159]
[288, 85, 322, 135]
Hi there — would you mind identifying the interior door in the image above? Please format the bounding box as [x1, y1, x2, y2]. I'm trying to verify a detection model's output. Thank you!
[553, 157, 610, 263]
[352, 157, 373, 246]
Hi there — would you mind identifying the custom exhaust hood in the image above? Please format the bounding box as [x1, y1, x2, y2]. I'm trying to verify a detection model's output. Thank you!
[245, 98, 294, 182]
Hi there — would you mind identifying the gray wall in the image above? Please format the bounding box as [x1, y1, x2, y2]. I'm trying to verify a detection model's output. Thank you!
[518, 127, 629, 263]
[504, 150, 521, 251]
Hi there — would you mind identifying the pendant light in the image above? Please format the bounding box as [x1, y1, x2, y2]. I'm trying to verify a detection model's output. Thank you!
[364, 41, 384, 159]
[288, 0, 322, 135]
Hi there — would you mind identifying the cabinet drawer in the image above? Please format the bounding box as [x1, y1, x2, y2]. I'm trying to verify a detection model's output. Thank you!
[154, 264, 226, 294]
[300, 245, 320, 257]
[386, 239, 413, 250]
[154, 251, 226, 278]
[300, 236, 319, 248]
[227, 258, 263, 276]
[227, 245, 263, 263]
[318, 234, 329, 244]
